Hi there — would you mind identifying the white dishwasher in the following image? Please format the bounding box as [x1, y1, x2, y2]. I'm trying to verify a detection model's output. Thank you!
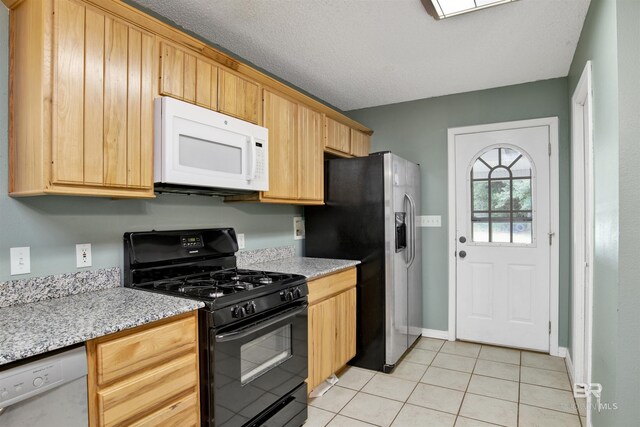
[0, 346, 88, 427]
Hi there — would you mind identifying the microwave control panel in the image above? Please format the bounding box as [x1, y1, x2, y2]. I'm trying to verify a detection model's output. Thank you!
[255, 142, 266, 180]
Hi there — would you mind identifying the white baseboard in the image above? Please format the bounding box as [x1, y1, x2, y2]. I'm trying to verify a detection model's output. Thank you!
[564, 347, 575, 386]
[556, 346, 567, 358]
[421, 329, 449, 340]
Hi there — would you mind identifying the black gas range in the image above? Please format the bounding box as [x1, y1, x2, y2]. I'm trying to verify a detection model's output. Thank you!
[124, 228, 308, 427]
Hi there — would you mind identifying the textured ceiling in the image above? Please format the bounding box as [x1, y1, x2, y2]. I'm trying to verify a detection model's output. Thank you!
[131, 0, 591, 111]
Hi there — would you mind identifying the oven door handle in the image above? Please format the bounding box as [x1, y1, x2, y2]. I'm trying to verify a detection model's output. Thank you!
[215, 304, 307, 343]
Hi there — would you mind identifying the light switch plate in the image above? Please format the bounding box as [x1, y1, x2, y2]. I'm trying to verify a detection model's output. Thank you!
[237, 233, 246, 249]
[76, 243, 92, 268]
[417, 215, 442, 228]
[10, 247, 30, 275]
[293, 217, 305, 240]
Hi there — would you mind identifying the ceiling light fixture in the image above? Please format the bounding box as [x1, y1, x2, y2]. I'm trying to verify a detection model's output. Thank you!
[421, 0, 518, 20]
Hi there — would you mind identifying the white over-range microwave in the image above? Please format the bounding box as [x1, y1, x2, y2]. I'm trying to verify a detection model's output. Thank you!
[154, 96, 269, 195]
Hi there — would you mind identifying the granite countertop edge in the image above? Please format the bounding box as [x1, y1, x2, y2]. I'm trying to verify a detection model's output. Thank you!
[238, 256, 361, 280]
[0, 288, 204, 366]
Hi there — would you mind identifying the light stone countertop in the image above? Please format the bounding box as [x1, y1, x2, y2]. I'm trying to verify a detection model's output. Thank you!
[0, 287, 203, 366]
[238, 256, 360, 280]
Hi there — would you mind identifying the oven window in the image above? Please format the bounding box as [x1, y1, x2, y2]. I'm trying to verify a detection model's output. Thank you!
[240, 325, 292, 385]
[178, 134, 242, 174]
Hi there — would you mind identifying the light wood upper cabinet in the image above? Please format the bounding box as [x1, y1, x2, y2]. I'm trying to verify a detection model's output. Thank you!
[5, 0, 372, 200]
[307, 267, 357, 392]
[86, 312, 199, 427]
[227, 92, 324, 205]
[159, 41, 218, 111]
[350, 129, 371, 157]
[298, 106, 324, 201]
[262, 90, 298, 200]
[219, 69, 261, 124]
[8, 0, 154, 198]
[325, 117, 351, 155]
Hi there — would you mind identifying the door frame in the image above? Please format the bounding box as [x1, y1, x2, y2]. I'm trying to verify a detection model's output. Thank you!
[570, 61, 594, 397]
[447, 117, 560, 356]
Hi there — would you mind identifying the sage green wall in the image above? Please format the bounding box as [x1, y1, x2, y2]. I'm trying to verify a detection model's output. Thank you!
[0, 7, 302, 283]
[569, 0, 640, 424]
[568, 0, 620, 424]
[347, 78, 571, 346]
[615, 0, 640, 424]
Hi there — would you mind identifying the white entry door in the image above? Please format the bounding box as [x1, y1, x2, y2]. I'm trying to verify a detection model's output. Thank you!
[454, 124, 552, 351]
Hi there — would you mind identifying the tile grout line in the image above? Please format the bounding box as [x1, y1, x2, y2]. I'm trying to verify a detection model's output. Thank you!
[517, 349, 522, 426]
[519, 402, 582, 417]
[314, 340, 572, 427]
[455, 345, 480, 425]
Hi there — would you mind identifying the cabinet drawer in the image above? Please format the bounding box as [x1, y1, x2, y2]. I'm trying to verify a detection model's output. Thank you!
[96, 315, 197, 385]
[129, 392, 199, 427]
[308, 267, 357, 305]
[98, 353, 198, 427]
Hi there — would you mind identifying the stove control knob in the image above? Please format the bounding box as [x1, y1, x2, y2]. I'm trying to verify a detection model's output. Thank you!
[232, 305, 247, 318]
[293, 287, 302, 299]
[246, 301, 257, 314]
[280, 290, 293, 302]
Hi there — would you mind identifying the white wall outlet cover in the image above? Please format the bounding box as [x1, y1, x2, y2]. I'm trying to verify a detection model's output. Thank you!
[10, 247, 30, 275]
[417, 215, 442, 228]
[294, 217, 305, 240]
[237, 233, 246, 250]
[76, 243, 92, 268]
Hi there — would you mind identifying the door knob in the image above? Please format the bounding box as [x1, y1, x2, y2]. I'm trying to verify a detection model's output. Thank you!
[459, 250, 467, 258]
[459, 236, 466, 243]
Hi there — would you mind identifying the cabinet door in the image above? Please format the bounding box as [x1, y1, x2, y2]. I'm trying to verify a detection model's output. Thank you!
[298, 106, 323, 201]
[325, 117, 351, 154]
[308, 297, 336, 391]
[219, 69, 260, 124]
[334, 288, 357, 370]
[159, 42, 218, 110]
[262, 90, 298, 200]
[52, 0, 154, 189]
[350, 129, 371, 157]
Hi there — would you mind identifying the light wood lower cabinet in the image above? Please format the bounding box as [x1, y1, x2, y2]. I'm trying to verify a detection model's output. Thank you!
[86, 311, 199, 427]
[307, 268, 357, 392]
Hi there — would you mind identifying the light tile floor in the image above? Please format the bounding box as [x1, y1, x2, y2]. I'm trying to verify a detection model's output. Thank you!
[307, 338, 587, 427]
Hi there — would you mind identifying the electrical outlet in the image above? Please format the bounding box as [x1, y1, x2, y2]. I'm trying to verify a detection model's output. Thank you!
[10, 247, 30, 275]
[76, 243, 92, 268]
[293, 217, 305, 240]
[237, 233, 246, 250]
[417, 215, 442, 228]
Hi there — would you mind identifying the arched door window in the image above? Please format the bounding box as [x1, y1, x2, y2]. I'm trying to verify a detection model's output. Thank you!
[471, 147, 533, 244]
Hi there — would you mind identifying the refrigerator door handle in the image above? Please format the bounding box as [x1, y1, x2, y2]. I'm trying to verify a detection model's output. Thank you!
[404, 193, 416, 268]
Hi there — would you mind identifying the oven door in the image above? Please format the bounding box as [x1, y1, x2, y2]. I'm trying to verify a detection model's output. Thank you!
[211, 303, 308, 427]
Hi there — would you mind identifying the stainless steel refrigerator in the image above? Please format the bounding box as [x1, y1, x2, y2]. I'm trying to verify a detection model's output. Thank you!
[305, 152, 422, 372]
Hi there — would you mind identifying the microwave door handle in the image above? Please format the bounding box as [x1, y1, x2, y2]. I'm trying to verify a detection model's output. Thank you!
[248, 136, 257, 180]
